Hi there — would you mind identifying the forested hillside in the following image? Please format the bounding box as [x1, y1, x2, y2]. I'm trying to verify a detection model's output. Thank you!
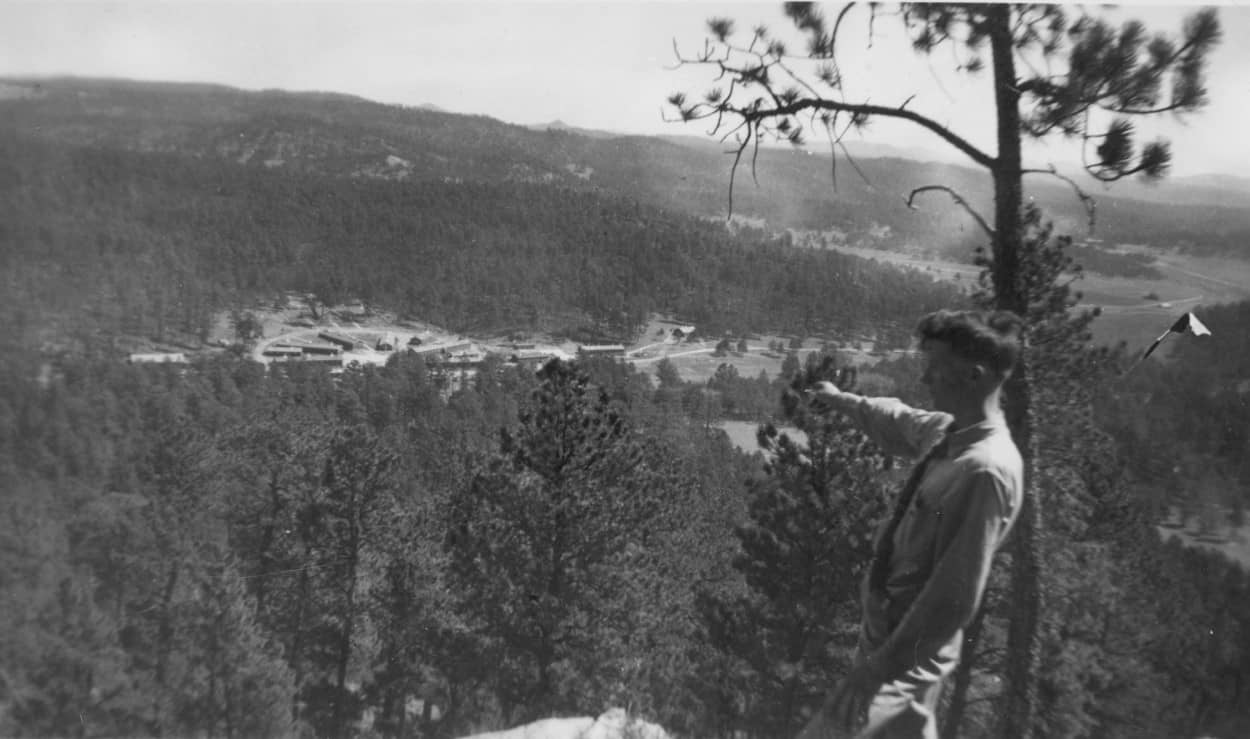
[6, 76, 1250, 260]
[0, 350, 737, 737]
[3, 346, 1248, 738]
[0, 129, 959, 354]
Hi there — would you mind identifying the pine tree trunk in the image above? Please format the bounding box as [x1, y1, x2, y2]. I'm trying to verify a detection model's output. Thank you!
[254, 475, 284, 614]
[988, 7, 1043, 738]
[152, 563, 180, 736]
[334, 492, 362, 738]
[291, 560, 311, 725]
[1002, 378, 1043, 739]
[988, 9, 1024, 310]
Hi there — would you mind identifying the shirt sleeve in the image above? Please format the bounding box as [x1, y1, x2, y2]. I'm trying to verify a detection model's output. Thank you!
[863, 468, 1013, 683]
[842, 396, 953, 460]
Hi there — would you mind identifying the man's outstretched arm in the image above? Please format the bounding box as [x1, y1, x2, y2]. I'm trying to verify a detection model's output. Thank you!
[806, 381, 952, 459]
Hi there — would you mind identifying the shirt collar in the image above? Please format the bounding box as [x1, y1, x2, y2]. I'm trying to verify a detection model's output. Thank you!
[943, 415, 1009, 457]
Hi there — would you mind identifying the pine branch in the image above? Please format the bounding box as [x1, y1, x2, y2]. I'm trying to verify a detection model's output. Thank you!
[1018, 8, 1220, 131]
[775, 97, 991, 168]
[669, 47, 996, 171]
[1022, 166, 1097, 234]
[905, 185, 995, 238]
[821, 112, 840, 193]
[725, 131, 750, 218]
[835, 139, 874, 190]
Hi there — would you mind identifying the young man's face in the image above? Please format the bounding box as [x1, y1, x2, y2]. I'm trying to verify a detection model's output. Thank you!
[920, 339, 976, 414]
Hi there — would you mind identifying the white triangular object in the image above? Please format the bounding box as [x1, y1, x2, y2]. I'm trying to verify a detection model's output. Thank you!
[1184, 312, 1212, 337]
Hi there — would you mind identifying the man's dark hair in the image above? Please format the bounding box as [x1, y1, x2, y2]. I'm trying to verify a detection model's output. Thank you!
[916, 309, 1023, 377]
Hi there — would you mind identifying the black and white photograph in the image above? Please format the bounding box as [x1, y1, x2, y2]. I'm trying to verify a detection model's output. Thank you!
[2, 2, 1249, 738]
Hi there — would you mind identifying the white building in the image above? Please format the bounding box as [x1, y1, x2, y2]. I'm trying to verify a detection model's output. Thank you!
[128, 352, 188, 364]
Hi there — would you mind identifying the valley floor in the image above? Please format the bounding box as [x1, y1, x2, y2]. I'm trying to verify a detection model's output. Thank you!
[825, 243, 1250, 353]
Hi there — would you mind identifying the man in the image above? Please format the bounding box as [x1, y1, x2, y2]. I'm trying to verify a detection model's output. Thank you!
[798, 309, 1025, 739]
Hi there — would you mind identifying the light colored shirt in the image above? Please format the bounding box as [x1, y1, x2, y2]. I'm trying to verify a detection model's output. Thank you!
[843, 395, 1023, 683]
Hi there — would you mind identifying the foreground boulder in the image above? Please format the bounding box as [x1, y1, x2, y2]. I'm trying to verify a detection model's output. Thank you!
[456, 708, 669, 739]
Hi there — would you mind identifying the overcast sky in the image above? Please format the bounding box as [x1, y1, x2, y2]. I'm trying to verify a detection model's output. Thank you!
[2, 1, 1247, 177]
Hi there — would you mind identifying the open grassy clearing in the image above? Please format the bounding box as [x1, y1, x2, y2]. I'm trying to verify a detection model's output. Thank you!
[637, 345, 818, 386]
[826, 244, 1250, 353]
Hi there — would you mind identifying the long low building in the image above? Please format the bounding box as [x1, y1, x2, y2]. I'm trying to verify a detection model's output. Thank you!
[318, 332, 360, 350]
[129, 352, 189, 364]
[300, 343, 342, 356]
[262, 345, 304, 359]
[510, 350, 564, 367]
[444, 350, 487, 367]
[302, 354, 344, 366]
[577, 344, 626, 358]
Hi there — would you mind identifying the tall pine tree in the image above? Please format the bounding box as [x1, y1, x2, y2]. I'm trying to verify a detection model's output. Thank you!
[666, 6, 1221, 733]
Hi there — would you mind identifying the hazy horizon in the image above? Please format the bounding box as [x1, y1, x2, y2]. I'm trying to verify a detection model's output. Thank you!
[3, 2, 1248, 178]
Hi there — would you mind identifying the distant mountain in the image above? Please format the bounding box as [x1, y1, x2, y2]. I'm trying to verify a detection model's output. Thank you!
[527, 119, 622, 139]
[417, 102, 449, 113]
[0, 81, 46, 100]
[1047, 166, 1250, 210]
[1176, 173, 1250, 193]
[660, 133, 956, 165]
[3, 75, 1248, 257]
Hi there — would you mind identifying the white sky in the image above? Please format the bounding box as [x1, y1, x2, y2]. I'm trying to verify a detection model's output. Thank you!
[1, 1, 1247, 176]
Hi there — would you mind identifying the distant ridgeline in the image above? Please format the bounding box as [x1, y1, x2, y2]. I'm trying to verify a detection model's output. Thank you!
[5, 76, 1250, 359]
[5, 76, 1250, 261]
[0, 79, 964, 356]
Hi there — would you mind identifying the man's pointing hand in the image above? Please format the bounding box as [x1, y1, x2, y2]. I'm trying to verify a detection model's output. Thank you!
[806, 381, 851, 413]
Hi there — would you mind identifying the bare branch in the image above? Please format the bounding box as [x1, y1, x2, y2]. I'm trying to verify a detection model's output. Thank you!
[665, 39, 683, 72]
[726, 135, 749, 219]
[821, 113, 840, 193]
[1099, 102, 1201, 116]
[826, 135, 838, 194]
[836, 141, 875, 191]
[1082, 160, 1159, 183]
[659, 108, 686, 125]
[716, 116, 750, 145]
[828, 3, 856, 75]
[667, 31, 997, 170]
[906, 185, 995, 238]
[822, 107, 868, 192]
[751, 120, 762, 185]
[742, 97, 995, 170]
[774, 56, 833, 104]
[1078, 108, 1097, 174]
[705, 79, 742, 136]
[1022, 166, 1097, 234]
